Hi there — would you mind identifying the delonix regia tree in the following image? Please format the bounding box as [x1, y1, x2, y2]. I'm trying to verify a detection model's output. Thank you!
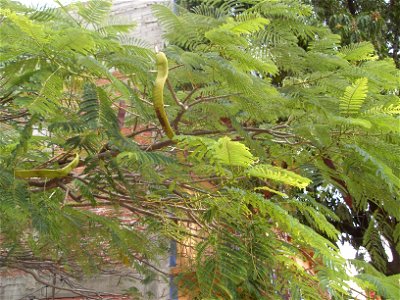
[0, 0, 399, 299]
[309, 0, 400, 68]
[178, 0, 400, 67]
[177, 0, 400, 279]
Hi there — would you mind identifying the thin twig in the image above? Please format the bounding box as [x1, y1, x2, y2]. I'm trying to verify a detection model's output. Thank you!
[11, 267, 101, 299]
[125, 126, 158, 138]
[182, 87, 199, 103]
[167, 79, 186, 109]
[188, 93, 242, 107]
[169, 64, 184, 71]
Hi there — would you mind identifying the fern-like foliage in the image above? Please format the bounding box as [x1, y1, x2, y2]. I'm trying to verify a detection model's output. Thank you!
[338, 41, 377, 61]
[209, 136, 255, 167]
[76, 0, 112, 26]
[351, 260, 400, 299]
[347, 144, 400, 191]
[2, 0, 400, 298]
[366, 103, 400, 115]
[28, 71, 64, 116]
[79, 82, 120, 137]
[339, 77, 369, 116]
[248, 164, 312, 189]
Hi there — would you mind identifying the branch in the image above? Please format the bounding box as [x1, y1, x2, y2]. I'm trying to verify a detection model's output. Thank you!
[171, 92, 241, 131]
[323, 157, 353, 208]
[125, 126, 158, 138]
[0, 111, 29, 121]
[167, 79, 186, 110]
[188, 93, 242, 108]
[141, 139, 174, 151]
[171, 109, 186, 131]
[27, 178, 61, 188]
[169, 64, 184, 71]
[183, 126, 297, 139]
[346, 0, 357, 15]
[182, 87, 199, 104]
[10, 266, 106, 299]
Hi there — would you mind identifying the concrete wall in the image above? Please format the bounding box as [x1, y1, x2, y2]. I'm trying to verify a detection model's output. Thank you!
[0, 259, 170, 300]
[111, 0, 172, 49]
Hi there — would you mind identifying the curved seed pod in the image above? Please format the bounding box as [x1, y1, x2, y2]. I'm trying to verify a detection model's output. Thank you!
[153, 52, 175, 139]
[15, 154, 80, 179]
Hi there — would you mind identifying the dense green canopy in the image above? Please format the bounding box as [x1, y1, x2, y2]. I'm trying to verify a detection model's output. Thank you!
[0, 0, 399, 299]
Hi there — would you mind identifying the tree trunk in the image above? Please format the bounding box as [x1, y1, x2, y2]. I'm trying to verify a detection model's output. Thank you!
[346, 0, 357, 15]
[386, 236, 400, 275]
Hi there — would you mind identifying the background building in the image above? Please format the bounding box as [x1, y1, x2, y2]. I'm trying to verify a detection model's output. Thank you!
[110, 0, 171, 49]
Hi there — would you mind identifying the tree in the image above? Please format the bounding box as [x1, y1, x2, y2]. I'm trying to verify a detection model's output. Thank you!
[174, 0, 400, 290]
[178, 0, 400, 67]
[309, 0, 400, 68]
[1, 0, 399, 299]
[178, 0, 400, 281]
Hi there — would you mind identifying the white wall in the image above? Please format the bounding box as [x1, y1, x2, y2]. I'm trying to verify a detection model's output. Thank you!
[111, 0, 172, 49]
[0, 263, 169, 300]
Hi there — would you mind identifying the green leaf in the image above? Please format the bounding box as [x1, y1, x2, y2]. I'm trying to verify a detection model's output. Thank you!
[338, 42, 376, 61]
[210, 137, 255, 167]
[339, 77, 368, 116]
[332, 116, 372, 128]
[28, 70, 63, 116]
[220, 17, 270, 35]
[248, 164, 312, 189]
[76, 0, 112, 25]
[347, 144, 400, 191]
[254, 186, 288, 198]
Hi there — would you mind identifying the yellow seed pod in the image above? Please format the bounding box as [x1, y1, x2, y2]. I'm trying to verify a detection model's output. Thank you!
[153, 52, 175, 139]
[15, 154, 80, 179]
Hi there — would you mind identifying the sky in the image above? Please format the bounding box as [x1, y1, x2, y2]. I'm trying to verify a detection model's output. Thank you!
[16, 0, 79, 7]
